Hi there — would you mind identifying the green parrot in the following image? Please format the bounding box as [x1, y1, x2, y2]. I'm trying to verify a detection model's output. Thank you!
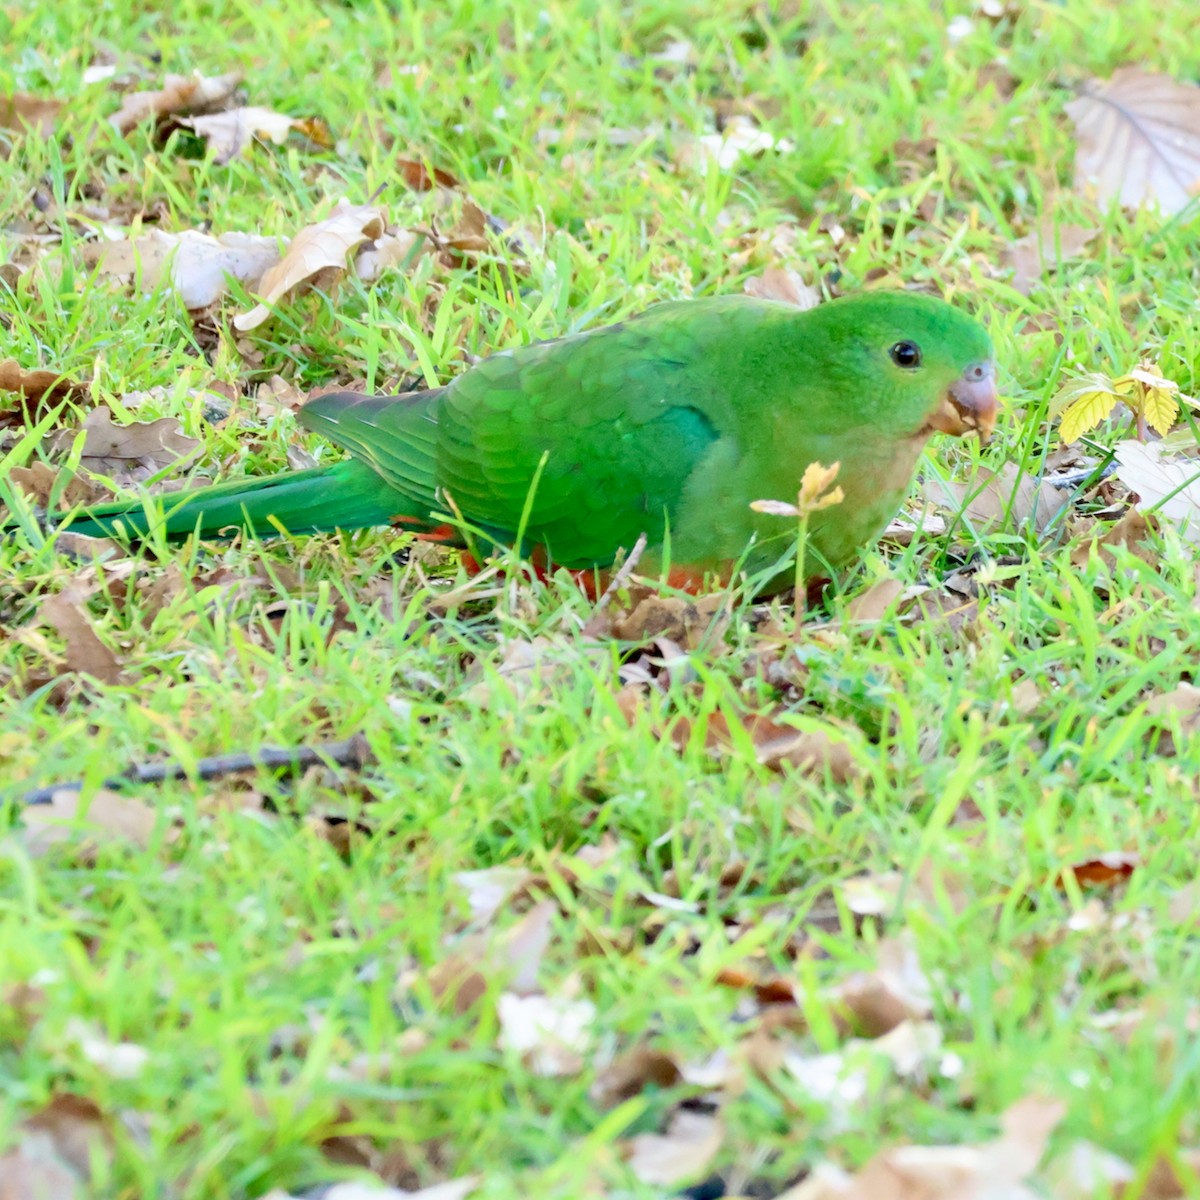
[46, 291, 997, 593]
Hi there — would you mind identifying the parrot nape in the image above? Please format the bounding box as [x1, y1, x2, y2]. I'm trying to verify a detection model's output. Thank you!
[45, 292, 998, 595]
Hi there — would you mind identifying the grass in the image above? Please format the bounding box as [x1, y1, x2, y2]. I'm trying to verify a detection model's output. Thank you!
[3, 0, 1200, 1196]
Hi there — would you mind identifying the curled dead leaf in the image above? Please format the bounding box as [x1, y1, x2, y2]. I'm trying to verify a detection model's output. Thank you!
[234, 202, 386, 330]
[84, 229, 283, 310]
[833, 933, 933, 1037]
[36, 591, 126, 685]
[111, 69, 242, 135]
[179, 105, 324, 164]
[0, 360, 87, 428]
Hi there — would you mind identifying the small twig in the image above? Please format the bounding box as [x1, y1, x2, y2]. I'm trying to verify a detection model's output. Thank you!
[592, 531, 648, 615]
[11, 735, 373, 807]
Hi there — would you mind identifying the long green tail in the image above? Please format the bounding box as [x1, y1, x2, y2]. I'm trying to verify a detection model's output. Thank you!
[54, 458, 417, 541]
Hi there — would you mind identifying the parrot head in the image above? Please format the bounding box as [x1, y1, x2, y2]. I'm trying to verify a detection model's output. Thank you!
[811, 291, 1000, 443]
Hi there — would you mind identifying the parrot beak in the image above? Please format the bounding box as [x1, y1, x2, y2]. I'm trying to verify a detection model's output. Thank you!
[930, 360, 999, 443]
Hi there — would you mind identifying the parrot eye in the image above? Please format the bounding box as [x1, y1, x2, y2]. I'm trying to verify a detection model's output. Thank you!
[890, 341, 922, 369]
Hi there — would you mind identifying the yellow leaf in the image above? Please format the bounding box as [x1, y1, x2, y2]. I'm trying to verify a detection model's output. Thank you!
[798, 460, 841, 506]
[1048, 372, 1121, 416]
[1059, 389, 1119, 444]
[1142, 386, 1180, 436]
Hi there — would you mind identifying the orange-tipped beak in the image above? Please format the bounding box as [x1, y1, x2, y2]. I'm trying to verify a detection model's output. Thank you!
[930, 360, 1000, 443]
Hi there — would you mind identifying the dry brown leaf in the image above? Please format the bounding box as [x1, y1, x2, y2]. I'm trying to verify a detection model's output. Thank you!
[1112, 441, 1200, 539]
[833, 933, 933, 1037]
[1121, 1150, 1200, 1199]
[624, 1109, 723, 1186]
[354, 230, 423, 283]
[1069, 507, 1160, 569]
[611, 592, 728, 648]
[779, 1096, 1065, 1200]
[111, 69, 242, 134]
[37, 591, 125, 685]
[0, 360, 87, 428]
[234, 202, 386, 330]
[398, 157, 463, 191]
[1056, 851, 1139, 890]
[0, 92, 62, 137]
[83, 229, 283, 310]
[21, 788, 156, 859]
[744, 266, 821, 310]
[179, 105, 313, 164]
[755, 723, 862, 782]
[844, 578, 906, 622]
[58, 407, 202, 482]
[20, 1093, 112, 1179]
[592, 1046, 683, 1107]
[413, 900, 556, 1016]
[1003, 222, 1098, 295]
[1066, 69, 1200, 215]
[927, 462, 1065, 535]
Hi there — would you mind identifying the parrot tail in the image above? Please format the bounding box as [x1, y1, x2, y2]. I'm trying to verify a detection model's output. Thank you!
[51, 458, 422, 541]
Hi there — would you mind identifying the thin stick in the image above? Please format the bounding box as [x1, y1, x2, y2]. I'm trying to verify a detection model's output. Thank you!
[12, 735, 373, 807]
[592, 531, 649, 615]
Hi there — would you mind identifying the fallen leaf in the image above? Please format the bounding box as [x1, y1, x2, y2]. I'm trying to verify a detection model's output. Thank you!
[1069, 506, 1160, 569]
[179, 105, 316, 164]
[927, 461, 1064, 535]
[844, 578, 905, 623]
[744, 266, 821, 309]
[1044, 1140, 1136, 1199]
[56, 407, 202, 482]
[1003, 222, 1097, 294]
[83, 229, 283, 310]
[624, 1109, 723, 1186]
[412, 901, 556, 1016]
[451, 866, 533, 926]
[234, 202, 386, 330]
[1145, 682, 1200, 757]
[21, 788, 157, 859]
[0, 92, 62, 137]
[398, 157, 462, 191]
[833, 933, 934, 1037]
[676, 114, 791, 173]
[591, 1046, 683, 1107]
[1112, 441, 1200, 537]
[611, 593, 727, 649]
[497, 990, 596, 1077]
[777, 1095, 1065, 1199]
[0, 1145, 81, 1199]
[317, 1180, 480, 1200]
[37, 591, 125, 685]
[111, 69, 242, 135]
[1066, 68, 1200, 214]
[66, 1018, 151, 1079]
[0, 360, 86, 428]
[354, 230, 423, 283]
[1056, 851, 1139, 890]
[20, 1093, 112, 1179]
